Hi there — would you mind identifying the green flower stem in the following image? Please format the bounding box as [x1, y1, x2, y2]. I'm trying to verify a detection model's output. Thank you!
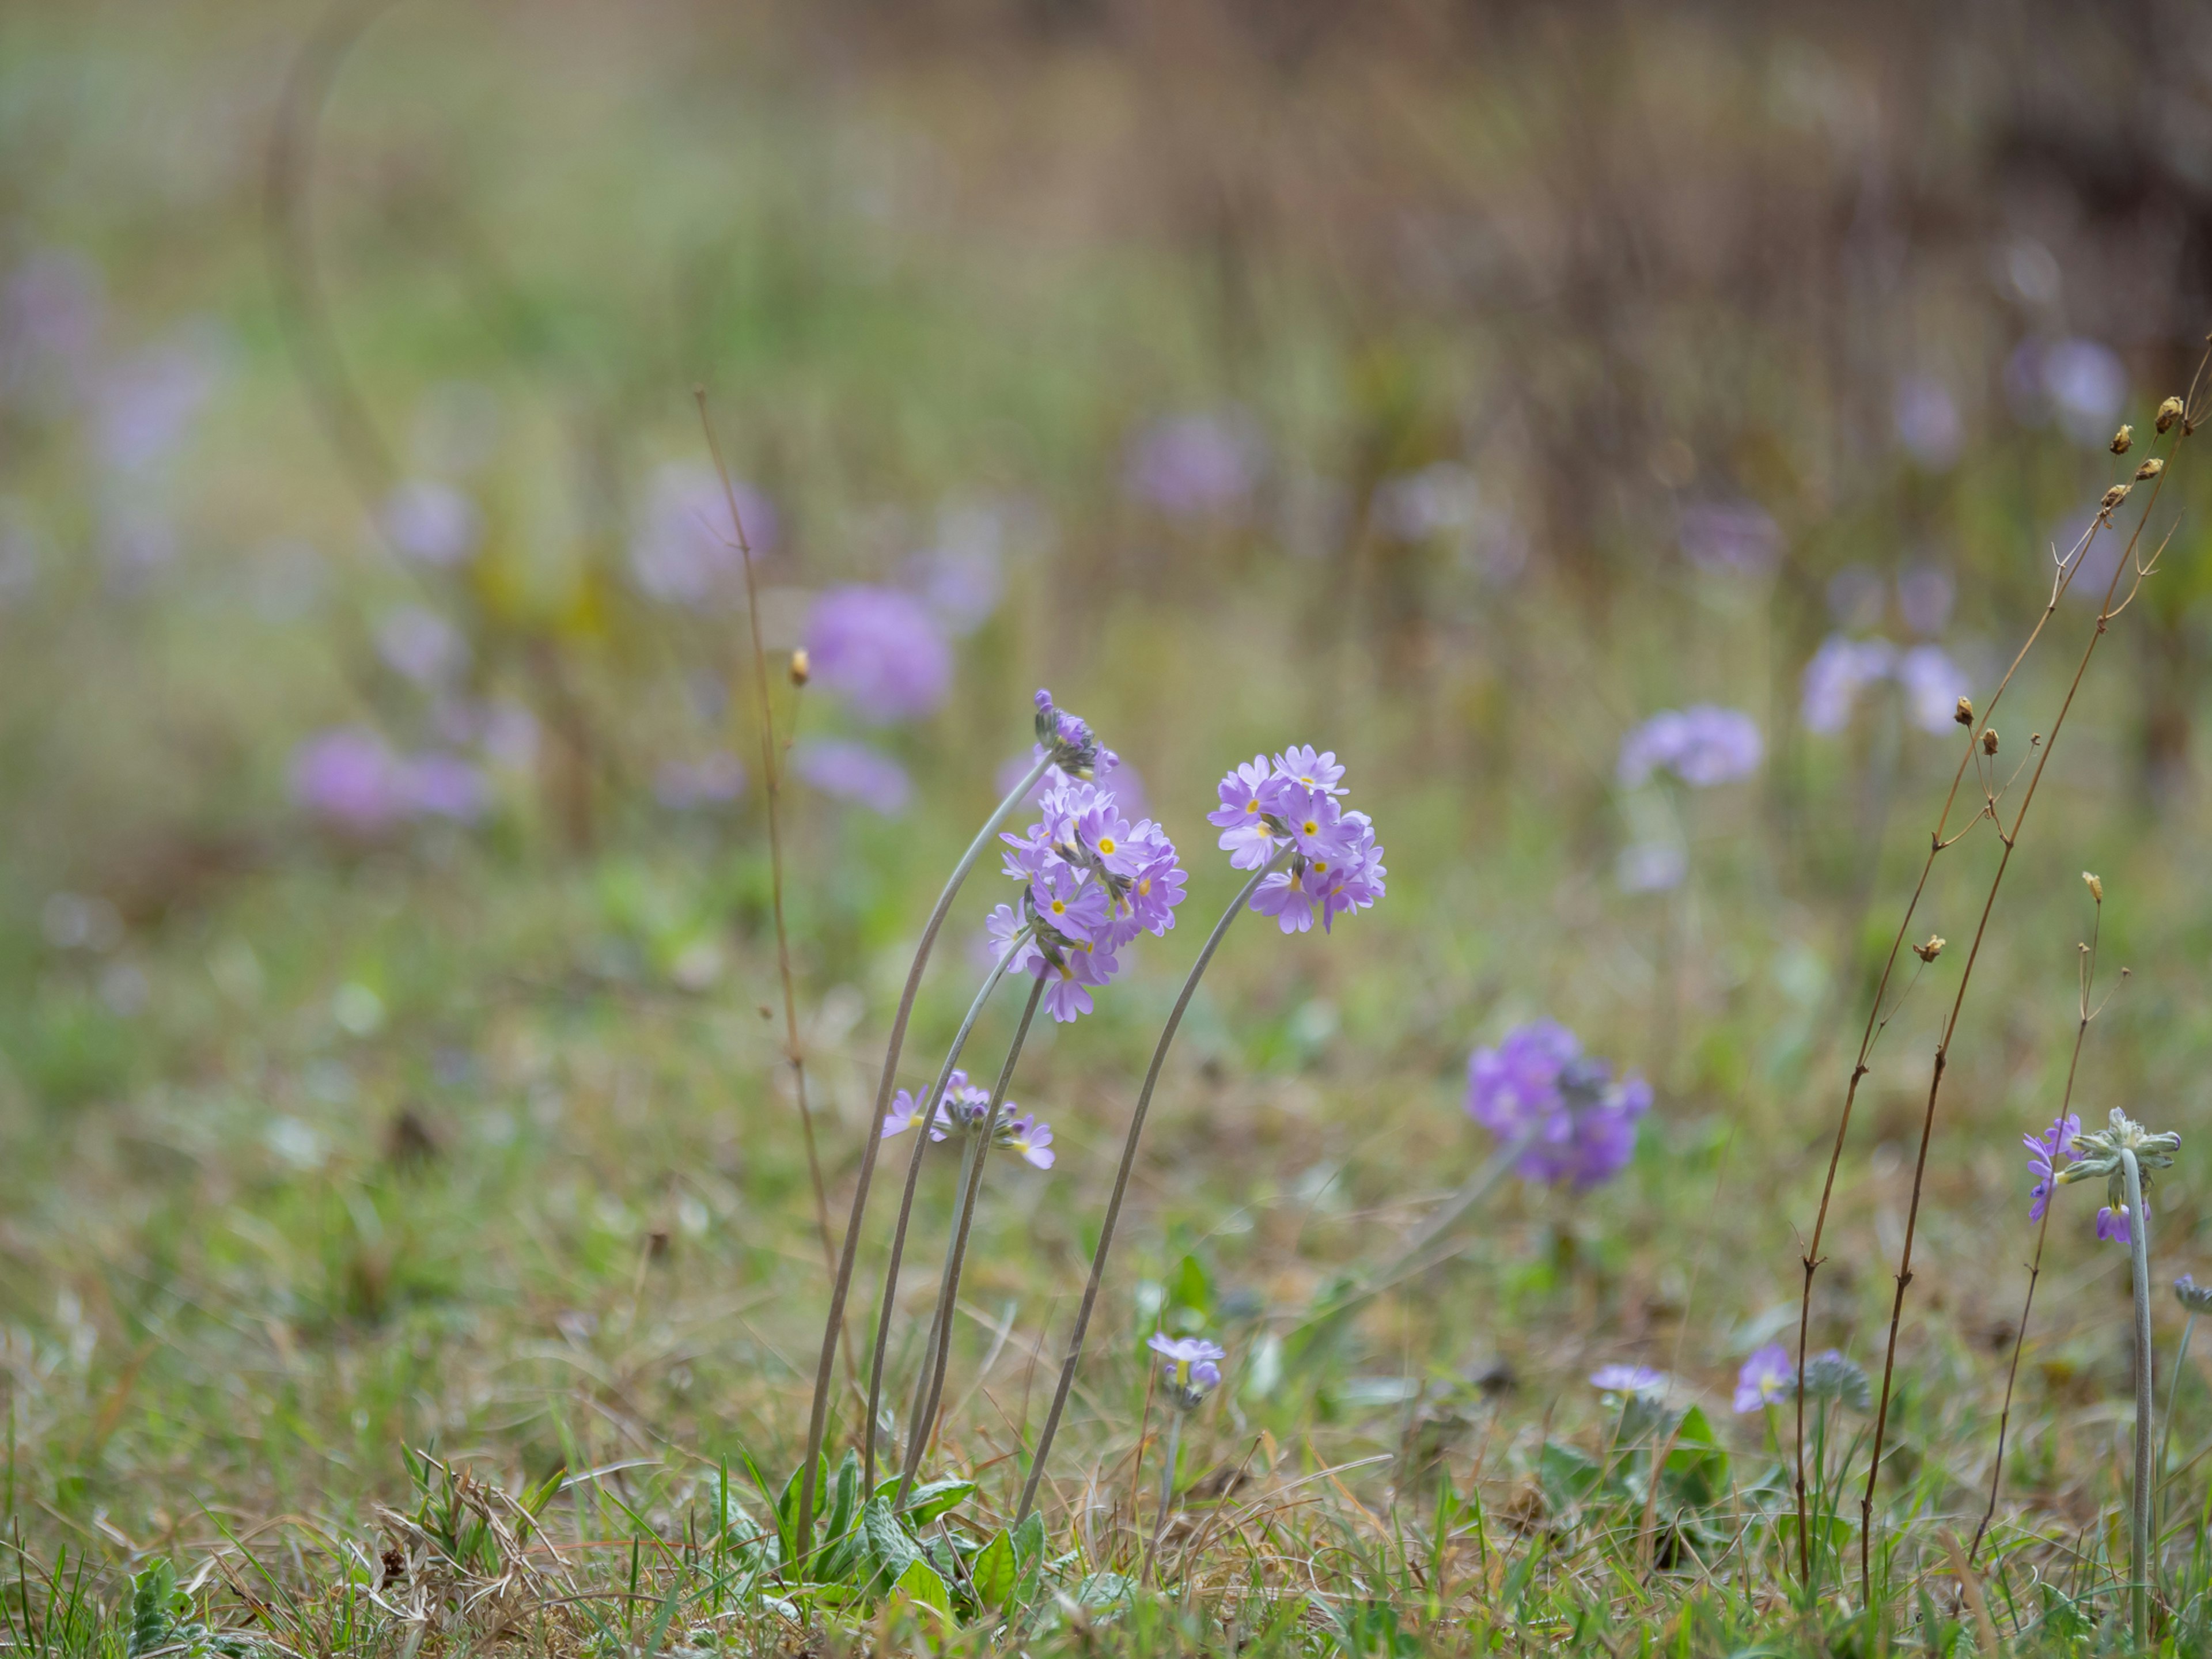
[862, 944, 1022, 1488]
[1141, 1411, 1183, 1586]
[2123, 1145, 2154, 1645]
[2161, 1311, 2196, 1531]
[794, 752, 1054, 1565]
[1017, 850, 1289, 1522]
[897, 972, 1047, 1505]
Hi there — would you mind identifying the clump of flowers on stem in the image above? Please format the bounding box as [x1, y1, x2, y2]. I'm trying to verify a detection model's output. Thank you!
[1467, 1022, 1652, 1188]
[1206, 745, 1386, 934]
[2024, 1112, 2079, 1224]
[1149, 1334, 1225, 1411]
[1616, 706, 1762, 787]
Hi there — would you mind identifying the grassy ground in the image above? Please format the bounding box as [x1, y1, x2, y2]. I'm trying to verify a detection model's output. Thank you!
[7, 3, 2212, 1653]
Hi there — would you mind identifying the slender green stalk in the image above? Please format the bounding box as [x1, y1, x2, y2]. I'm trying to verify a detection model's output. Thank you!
[1017, 851, 1288, 1521]
[794, 752, 1054, 1564]
[1141, 1412, 1183, 1586]
[2123, 1146, 2154, 1645]
[895, 1132, 978, 1484]
[897, 974, 1047, 1503]
[862, 945, 1022, 1488]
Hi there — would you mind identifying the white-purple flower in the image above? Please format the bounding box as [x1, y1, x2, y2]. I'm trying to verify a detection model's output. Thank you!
[1892, 376, 1963, 471]
[1149, 1332, 1226, 1401]
[1589, 1363, 1668, 1399]
[1617, 707, 1762, 788]
[290, 727, 488, 833]
[1467, 1022, 1650, 1188]
[381, 479, 483, 567]
[804, 586, 952, 725]
[2025, 1112, 2078, 1224]
[1207, 747, 1385, 934]
[1895, 645, 1970, 735]
[1733, 1344, 1793, 1412]
[791, 738, 911, 815]
[1801, 637, 1899, 734]
[996, 1111, 1055, 1170]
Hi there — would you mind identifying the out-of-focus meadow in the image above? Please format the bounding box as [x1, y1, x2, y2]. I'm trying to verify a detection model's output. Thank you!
[6, 1, 2212, 1650]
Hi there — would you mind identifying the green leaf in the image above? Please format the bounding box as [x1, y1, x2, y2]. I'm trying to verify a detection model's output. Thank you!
[816, 1450, 864, 1582]
[1661, 1405, 1730, 1510]
[862, 1496, 921, 1596]
[902, 1477, 977, 1524]
[1536, 1442, 1604, 1515]
[1074, 1570, 1132, 1609]
[1168, 1253, 1215, 1321]
[893, 1559, 952, 1619]
[971, 1530, 1017, 1607]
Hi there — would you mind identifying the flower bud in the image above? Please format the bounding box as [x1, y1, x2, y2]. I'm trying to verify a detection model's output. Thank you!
[788, 647, 810, 687]
[1953, 696, 1974, 726]
[2084, 871, 2103, 902]
[2135, 457, 2164, 482]
[2176, 1275, 2212, 1314]
[1914, 934, 1945, 963]
[1981, 728, 1999, 755]
[2158, 396, 2186, 434]
[2102, 483, 2132, 511]
[2111, 424, 2133, 454]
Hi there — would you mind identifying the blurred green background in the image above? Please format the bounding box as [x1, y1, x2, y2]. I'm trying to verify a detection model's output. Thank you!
[1, 0, 2210, 1581]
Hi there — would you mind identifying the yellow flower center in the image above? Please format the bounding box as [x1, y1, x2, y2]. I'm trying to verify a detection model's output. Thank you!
[1098, 836, 1116, 855]
[1245, 801, 1260, 815]
[1302, 819, 1320, 836]
[1050, 899, 1067, 915]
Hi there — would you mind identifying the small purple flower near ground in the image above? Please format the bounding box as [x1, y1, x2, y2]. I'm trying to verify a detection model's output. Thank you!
[1149, 1333, 1226, 1396]
[791, 738, 911, 815]
[1618, 706, 1762, 787]
[1589, 1364, 1668, 1398]
[804, 585, 953, 724]
[1733, 1344, 1794, 1412]
[1467, 1022, 1651, 1188]
[2025, 1112, 2079, 1224]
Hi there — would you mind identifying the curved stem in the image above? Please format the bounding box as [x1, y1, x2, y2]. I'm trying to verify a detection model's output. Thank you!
[898, 974, 1047, 1505]
[1017, 850, 1289, 1522]
[863, 946, 1021, 1488]
[2123, 1146, 2153, 1646]
[795, 752, 1054, 1565]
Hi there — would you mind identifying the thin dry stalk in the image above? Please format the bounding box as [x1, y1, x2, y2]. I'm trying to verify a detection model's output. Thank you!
[1854, 367, 2204, 1598]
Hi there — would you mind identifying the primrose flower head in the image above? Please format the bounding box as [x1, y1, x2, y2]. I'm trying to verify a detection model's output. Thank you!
[2175, 1276, 2212, 1315]
[1468, 1022, 1651, 1188]
[1033, 689, 1105, 779]
[883, 1074, 964, 1141]
[1618, 706, 1762, 788]
[1149, 1333, 1226, 1410]
[2058, 1108, 2180, 1243]
[1589, 1363, 1668, 1401]
[804, 586, 952, 725]
[2024, 1111, 2080, 1224]
[1733, 1344, 1794, 1413]
[1211, 746, 1385, 933]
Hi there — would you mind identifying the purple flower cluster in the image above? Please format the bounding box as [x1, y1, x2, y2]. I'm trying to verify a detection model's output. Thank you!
[1149, 1333, 1225, 1397]
[791, 738, 911, 815]
[1616, 707, 1762, 788]
[880, 1069, 1055, 1170]
[992, 762, 1186, 1022]
[1124, 413, 1262, 520]
[290, 727, 490, 835]
[1207, 746, 1386, 934]
[1801, 636, 1972, 737]
[1467, 1022, 1651, 1188]
[804, 585, 952, 724]
[1733, 1344, 1793, 1412]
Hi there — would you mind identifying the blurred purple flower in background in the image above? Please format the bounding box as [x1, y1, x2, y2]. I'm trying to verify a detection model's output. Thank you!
[1589, 1363, 1668, 1398]
[1618, 706, 1762, 787]
[1801, 637, 1897, 734]
[804, 585, 952, 724]
[382, 479, 483, 567]
[1, 249, 103, 411]
[1467, 1021, 1652, 1188]
[1892, 375, 1963, 471]
[291, 729, 488, 833]
[1125, 412, 1262, 519]
[627, 463, 775, 604]
[374, 606, 468, 687]
[1734, 1344, 1795, 1412]
[653, 752, 748, 810]
[2040, 338, 2128, 447]
[1895, 644, 1970, 734]
[1896, 565, 1954, 635]
[1616, 842, 1687, 894]
[94, 327, 222, 475]
[903, 503, 1006, 635]
[791, 737, 911, 814]
[433, 699, 539, 771]
[1678, 501, 1780, 576]
[1826, 565, 1885, 630]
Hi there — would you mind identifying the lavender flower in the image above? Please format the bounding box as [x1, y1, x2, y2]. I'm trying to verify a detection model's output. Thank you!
[997, 1112, 1055, 1170]
[94, 327, 221, 475]
[881, 1087, 935, 1140]
[627, 463, 774, 605]
[791, 738, 911, 815]
[1733, 1344, 1794, 1412]
[1149, 1334, 1226, 1405]
[2099, 1205, 2139, 1246]
[2025, 1112, 2079, 1224]
[1677, 501, 1780, 576]
[381, 479, 482, 567]
[402, 753, 490, 823]
[1589, 1363, 1668, 1399]
[1206, 748, 1385, 934]
[903, 506, 1004, 635]
[1124, 413, 1261, 519]
[1801, 637, 1897, 734]
[804, 586, 952, 725]
[1617, 706, 1762, 787]
[291, 728, 410, 834]
[1897, 566, 1955, 636]
[1892, 376, 1963, 471]
[993, 752, 1186, 1021]
[1895, 645, 1971, 736]
[1467, 1022, 1651, 1188]
[2040, 338, 2128, 448]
